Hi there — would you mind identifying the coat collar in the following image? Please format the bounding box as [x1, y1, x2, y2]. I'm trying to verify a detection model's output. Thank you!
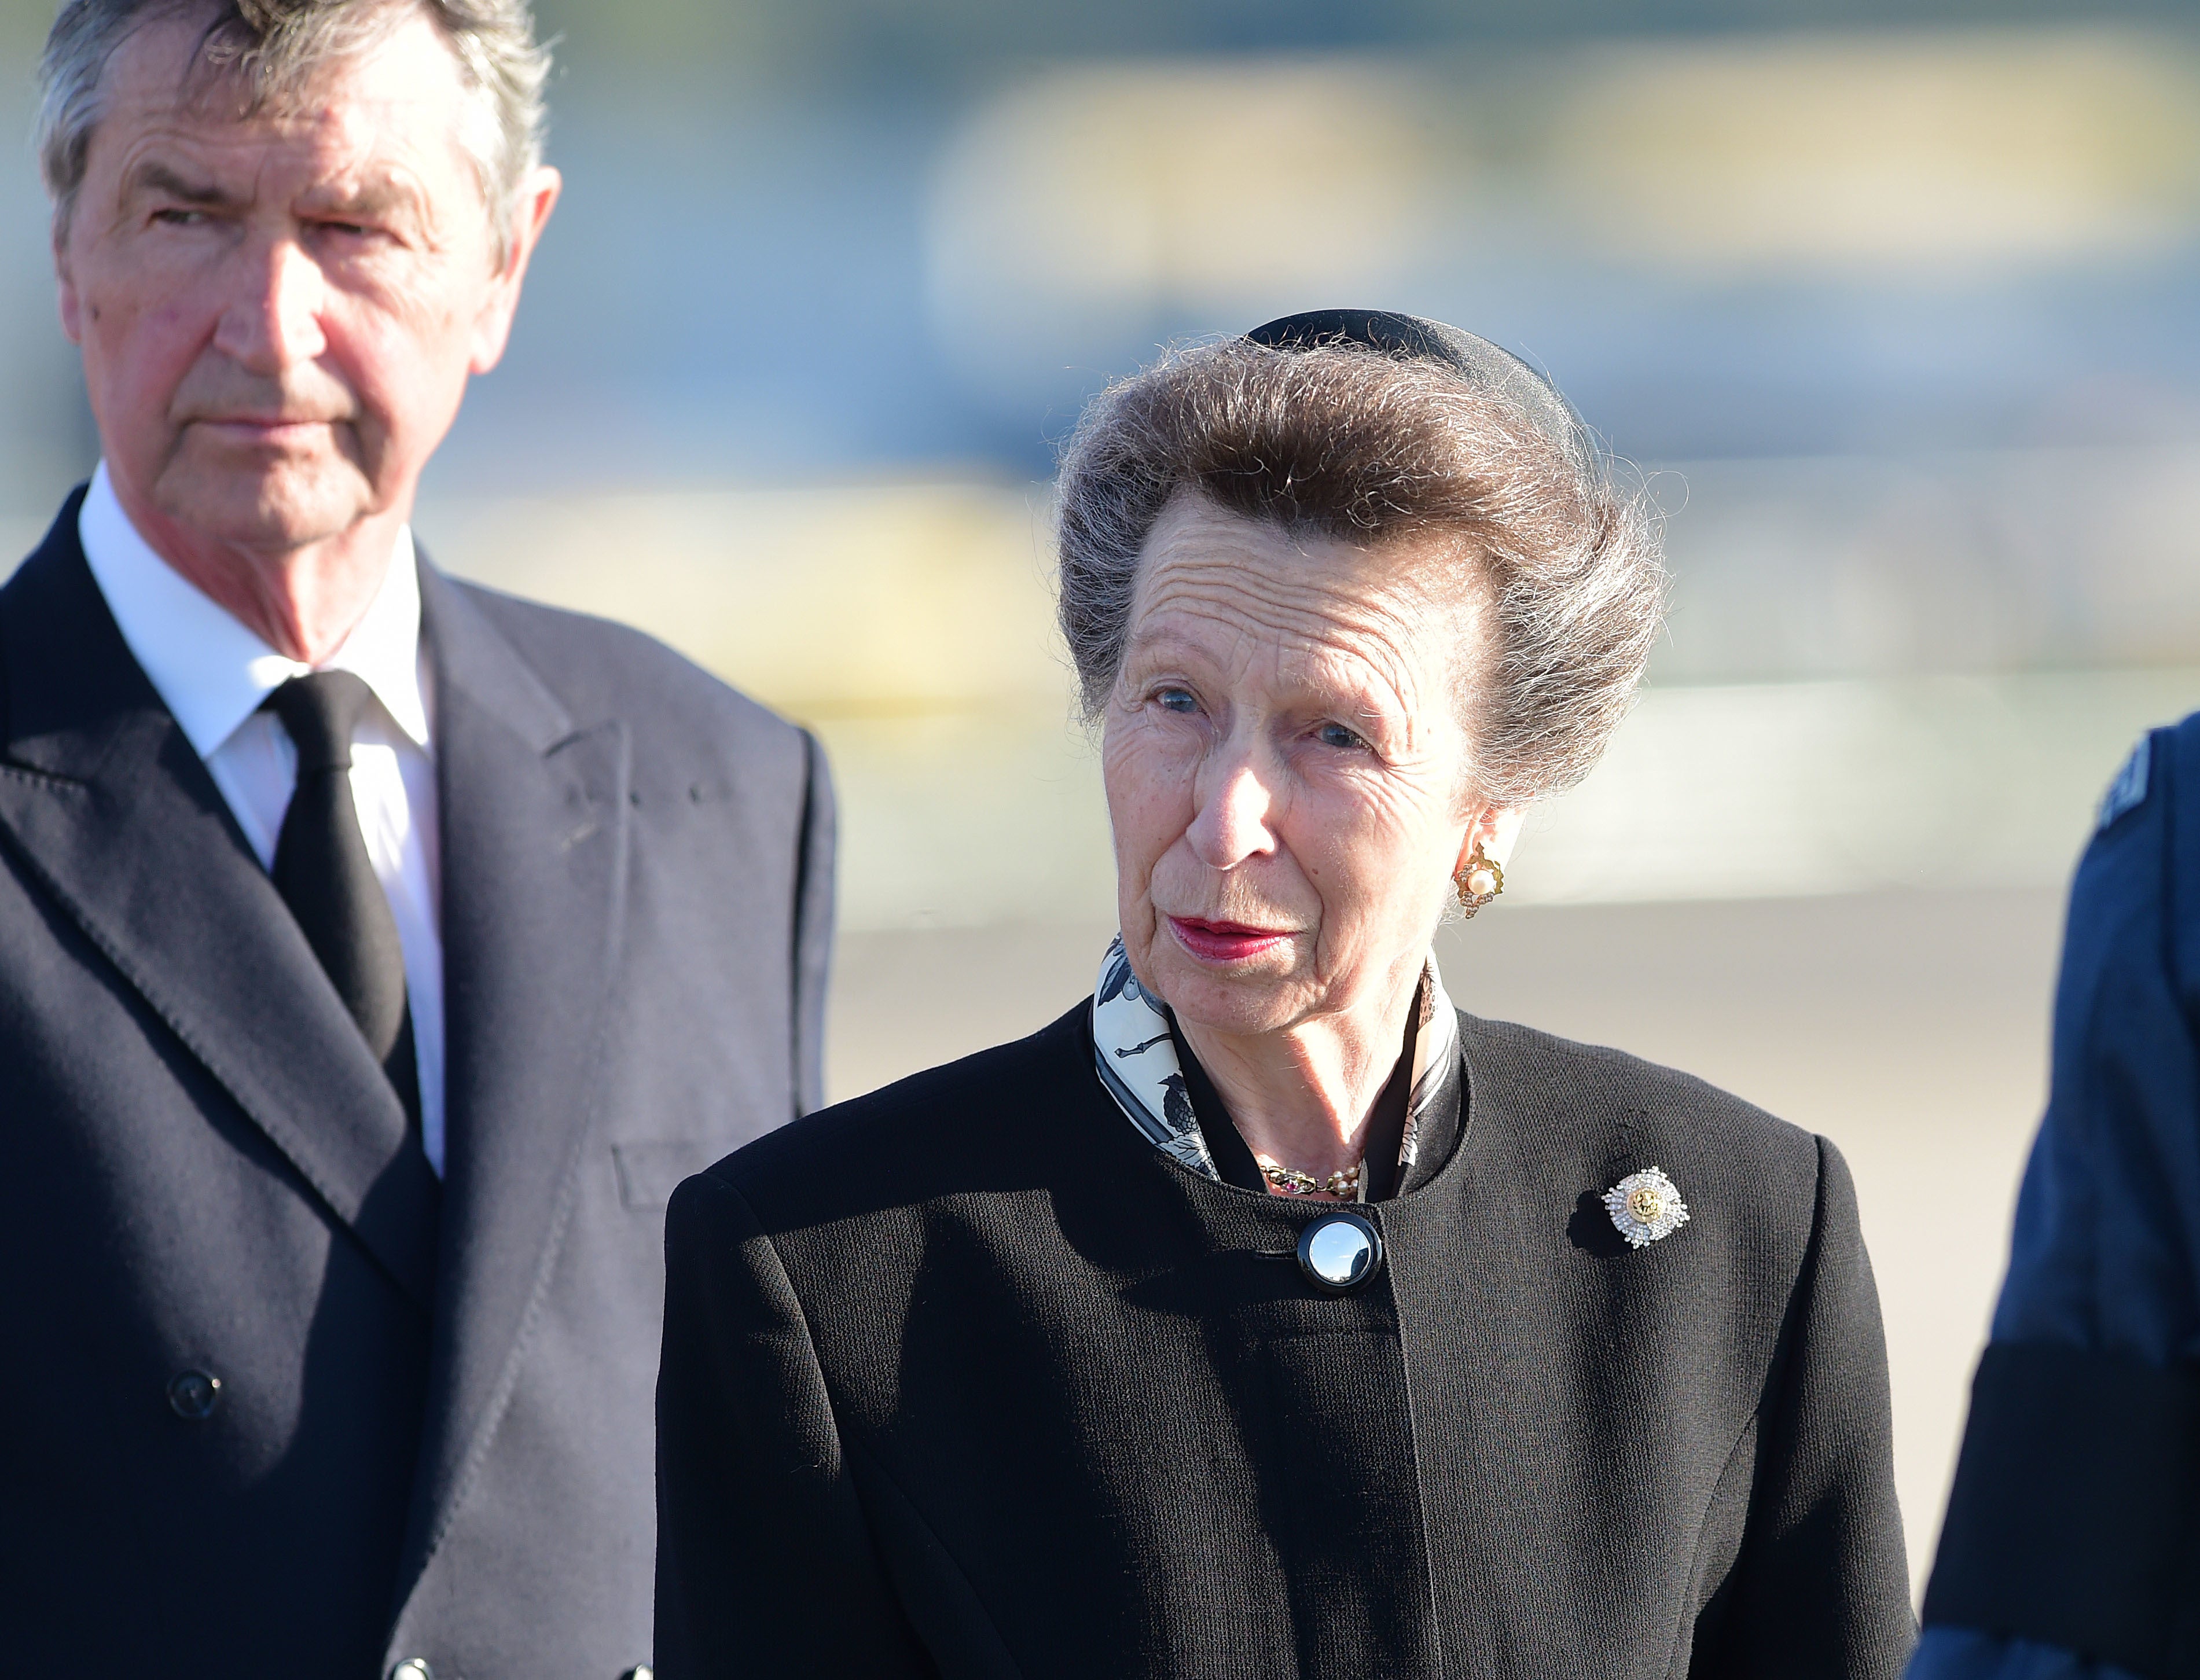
[391, 558, 631, 1605]
[0, 489, 441, 1308]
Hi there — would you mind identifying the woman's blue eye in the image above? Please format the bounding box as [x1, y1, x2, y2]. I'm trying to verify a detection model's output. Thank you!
[1318, 722, 1366, 751]
[1157, 688, 1197, 714]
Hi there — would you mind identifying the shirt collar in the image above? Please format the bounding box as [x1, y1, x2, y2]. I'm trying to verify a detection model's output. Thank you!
[78, 460, 430, 759]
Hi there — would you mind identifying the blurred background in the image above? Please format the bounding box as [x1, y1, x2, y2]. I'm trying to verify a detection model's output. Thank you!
[6, 0, 2200, 1598]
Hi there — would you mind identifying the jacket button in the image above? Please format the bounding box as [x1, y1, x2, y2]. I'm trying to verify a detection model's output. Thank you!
[167, 1370, 222, 1420]
[1297, 1211, 1383, 1294]
[390, 1662, 433, 1680]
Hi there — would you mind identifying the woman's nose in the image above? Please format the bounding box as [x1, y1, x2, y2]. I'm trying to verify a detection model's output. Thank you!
[212, 239, 328, 372]
[1187, 747, 1277, 870]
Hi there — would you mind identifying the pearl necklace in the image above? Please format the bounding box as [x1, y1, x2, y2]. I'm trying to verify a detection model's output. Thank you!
[1255, 1154, 1363, 1199]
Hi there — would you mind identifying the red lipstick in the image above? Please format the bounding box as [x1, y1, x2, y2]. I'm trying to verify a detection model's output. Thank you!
[1167, 916, 1292, 964]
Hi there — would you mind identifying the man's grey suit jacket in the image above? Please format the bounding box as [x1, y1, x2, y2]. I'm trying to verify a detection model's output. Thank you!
[0, 488, 833, 1678]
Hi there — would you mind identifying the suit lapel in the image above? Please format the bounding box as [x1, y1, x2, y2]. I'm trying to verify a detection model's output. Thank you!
[395, 563, 630, 1596]
[0, 498, 438, 1309]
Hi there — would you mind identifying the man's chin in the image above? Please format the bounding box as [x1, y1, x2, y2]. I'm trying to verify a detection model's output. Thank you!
[150, 465, 379, 554]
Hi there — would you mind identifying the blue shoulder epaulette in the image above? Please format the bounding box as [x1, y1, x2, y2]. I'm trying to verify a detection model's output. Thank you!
[2096, 736, 2153, 833]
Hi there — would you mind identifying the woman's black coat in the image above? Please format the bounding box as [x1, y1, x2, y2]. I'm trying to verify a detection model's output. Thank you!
[655, 1003, 1914, 1678]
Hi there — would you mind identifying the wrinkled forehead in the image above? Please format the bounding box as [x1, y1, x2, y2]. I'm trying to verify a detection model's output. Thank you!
[1131, 489, 1472, 633]
[94, 3, 457, 149]
[89, 5, 474, 190]
[1125, 490, 1474, 700]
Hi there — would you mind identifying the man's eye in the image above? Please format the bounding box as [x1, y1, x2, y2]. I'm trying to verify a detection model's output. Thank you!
[1318, 722, 1367, 751]
[152, 208, 206, 227]
[1156, 688, 1198, 715]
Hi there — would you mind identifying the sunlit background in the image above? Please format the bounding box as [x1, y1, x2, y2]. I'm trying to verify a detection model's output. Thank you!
[5, 0, 2198, 1598]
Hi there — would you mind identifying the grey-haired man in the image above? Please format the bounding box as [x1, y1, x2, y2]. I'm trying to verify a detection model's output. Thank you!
[0, 4, 832, 1674]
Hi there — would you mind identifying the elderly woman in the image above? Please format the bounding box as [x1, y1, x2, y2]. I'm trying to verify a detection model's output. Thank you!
[654, 311, 1913, 1678]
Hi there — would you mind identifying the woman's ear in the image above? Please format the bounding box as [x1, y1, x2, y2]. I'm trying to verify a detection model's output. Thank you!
[1454, 804, 1525, 878]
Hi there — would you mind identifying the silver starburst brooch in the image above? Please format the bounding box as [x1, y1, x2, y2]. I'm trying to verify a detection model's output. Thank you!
[1603, 1167, 1690, 1248]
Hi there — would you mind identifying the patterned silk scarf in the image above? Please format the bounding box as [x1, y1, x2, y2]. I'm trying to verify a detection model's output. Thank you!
[1089, 935, 1460, 1197]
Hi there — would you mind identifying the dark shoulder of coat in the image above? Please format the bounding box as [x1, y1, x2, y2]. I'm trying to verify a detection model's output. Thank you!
[1456, 1009, 1826, 1251]
[443, 576, 810, 780]
[710, 1006, 1076, 1213]
[725, 1002, 1820, 1190]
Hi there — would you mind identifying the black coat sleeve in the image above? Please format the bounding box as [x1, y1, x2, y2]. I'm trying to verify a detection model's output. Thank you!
[653, 1170, 928, 1678]
[789, 727, 836, 1117]
[1695, 1135, 1916, 1680]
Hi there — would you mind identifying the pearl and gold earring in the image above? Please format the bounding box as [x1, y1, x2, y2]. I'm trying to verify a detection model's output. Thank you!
[1454, 845, 1504, 918]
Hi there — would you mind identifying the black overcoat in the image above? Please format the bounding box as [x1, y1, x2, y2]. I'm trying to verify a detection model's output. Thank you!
[656, 1001, 1914, 1678]
[0, 491, 833, 1678]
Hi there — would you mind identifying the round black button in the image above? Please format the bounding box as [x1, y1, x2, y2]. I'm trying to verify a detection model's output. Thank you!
[167, 1369, 221, 1421]
[1297, 1211, 1383, 1294]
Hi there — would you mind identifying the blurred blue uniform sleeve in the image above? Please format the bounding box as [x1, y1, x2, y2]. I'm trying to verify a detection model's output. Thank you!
[1911, 1631, 2145, 1680]
[1908, 718, 2200, 1680]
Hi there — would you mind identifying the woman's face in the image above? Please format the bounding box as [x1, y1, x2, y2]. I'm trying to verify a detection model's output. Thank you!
[1104, 490, 1485, 1041]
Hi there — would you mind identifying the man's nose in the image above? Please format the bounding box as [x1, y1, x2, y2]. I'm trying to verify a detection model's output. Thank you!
[212, 239, 328, 372]
[1187, 738, 1279, 870]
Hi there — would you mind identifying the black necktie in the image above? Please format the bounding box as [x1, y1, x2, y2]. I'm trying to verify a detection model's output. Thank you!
[264, 672, 426, 1156]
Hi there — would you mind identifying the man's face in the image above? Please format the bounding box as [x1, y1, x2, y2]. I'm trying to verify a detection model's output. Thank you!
[56, 8, 553, 555]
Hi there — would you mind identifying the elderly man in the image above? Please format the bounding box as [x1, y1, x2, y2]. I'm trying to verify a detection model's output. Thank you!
[0, 3, 831, 1676]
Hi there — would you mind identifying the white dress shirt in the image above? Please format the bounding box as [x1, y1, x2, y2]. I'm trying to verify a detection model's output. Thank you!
[79, 462, 447, 1175]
